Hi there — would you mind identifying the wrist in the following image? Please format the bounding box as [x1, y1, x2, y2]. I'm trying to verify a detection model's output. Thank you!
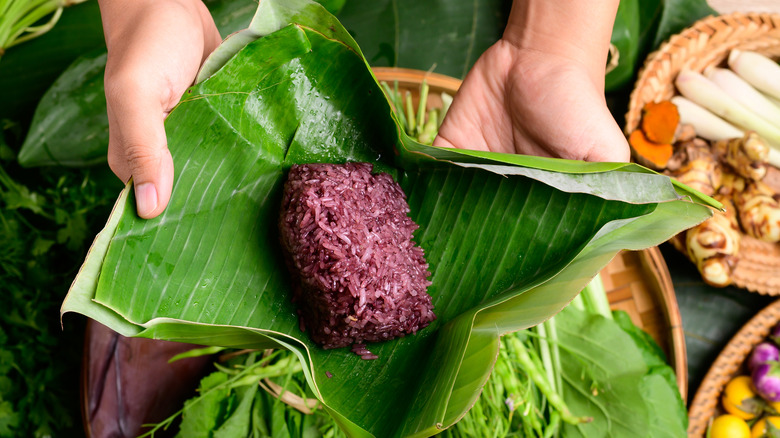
[501, 0, 619, 86]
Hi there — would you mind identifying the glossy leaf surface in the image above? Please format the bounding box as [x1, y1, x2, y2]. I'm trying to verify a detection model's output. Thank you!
[62, 2, 716, 436]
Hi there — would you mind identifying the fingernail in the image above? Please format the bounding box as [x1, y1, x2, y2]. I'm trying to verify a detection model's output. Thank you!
[135, 183, 158, 218]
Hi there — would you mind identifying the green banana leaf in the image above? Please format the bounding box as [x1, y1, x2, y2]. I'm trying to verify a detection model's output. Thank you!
[15, 0, 341, 168]
[62, 1, 717, 436]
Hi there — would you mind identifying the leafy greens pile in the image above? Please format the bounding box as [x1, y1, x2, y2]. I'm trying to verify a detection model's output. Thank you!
[60, 0, 716, 436]
[153, 276, 686, 438]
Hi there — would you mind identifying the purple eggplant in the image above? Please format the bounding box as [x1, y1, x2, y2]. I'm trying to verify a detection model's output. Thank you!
[749, 342, 780, 371]
[771, 323, 780, 346]
[753, 362, 780, 402]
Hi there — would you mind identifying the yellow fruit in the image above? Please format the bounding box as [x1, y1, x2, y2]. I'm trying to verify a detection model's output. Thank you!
[752, 416, 780, 438]
[723, 376, 761, 420]
[711, 414, 750, 438]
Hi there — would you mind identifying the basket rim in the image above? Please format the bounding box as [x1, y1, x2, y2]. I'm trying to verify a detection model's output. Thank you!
[624, 11, 780, 136]
[687, 299, 780, 437]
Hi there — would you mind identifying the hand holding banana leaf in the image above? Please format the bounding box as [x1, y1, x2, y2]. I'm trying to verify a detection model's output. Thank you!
[434, 0, 630, 163]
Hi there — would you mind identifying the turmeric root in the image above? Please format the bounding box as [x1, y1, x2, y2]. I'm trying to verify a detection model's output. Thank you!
[713, 131, 769, 181]
[641, 100, 680, 144]
[685, 195, 741, 287]
[665, 139, 722, 196]
[734, 180, 780, 242]
[629, 130, 673, 169]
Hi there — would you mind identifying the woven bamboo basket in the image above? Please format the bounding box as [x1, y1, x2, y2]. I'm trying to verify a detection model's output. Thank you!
[625, 12, 780, 295]
[373, 67, 688, 399]
[687, 299, 780, 437]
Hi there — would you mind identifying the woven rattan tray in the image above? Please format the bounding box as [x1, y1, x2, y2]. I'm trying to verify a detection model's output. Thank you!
[373, 67, 688, 399]
[687, 299, 780, 437]
[624, 12, 780, 295]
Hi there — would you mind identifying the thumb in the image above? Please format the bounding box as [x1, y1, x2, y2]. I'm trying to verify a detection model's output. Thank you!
[106, 92, 174, 219]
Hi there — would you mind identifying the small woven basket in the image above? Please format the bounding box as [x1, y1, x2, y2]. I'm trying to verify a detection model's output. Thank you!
[625, 12, 780, 295]
[687, 299, 780, 437]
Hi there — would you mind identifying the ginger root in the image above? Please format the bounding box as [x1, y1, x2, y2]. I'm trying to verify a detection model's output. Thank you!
[665, 139, 722, 196]
[684, 195, 741, 287]
[713, 131, 769, 181]
[734, 180, 780, 243]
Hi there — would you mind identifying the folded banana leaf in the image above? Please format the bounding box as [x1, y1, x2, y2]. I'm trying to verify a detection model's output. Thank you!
[62, 1, 717, 436]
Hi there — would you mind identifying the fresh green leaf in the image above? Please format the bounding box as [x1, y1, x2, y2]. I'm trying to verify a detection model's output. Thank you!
[214, 384, 258, 438]
[62, 2, 716, 437]
[18, 50, 108, 167]
[652, 0, 716, 49]
[557, 306, 686, 437]
[337, 0, 509, 79]
[0, 399, 20, 437]
[605, 0, 639, 92]
[178, 371, 233, 437]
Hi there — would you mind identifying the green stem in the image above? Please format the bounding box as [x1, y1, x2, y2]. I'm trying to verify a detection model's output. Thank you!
[404, 90, 416, 134]
[416, 80, 429, 135]
[580, 273, 612, 319]
[8, 4, 62, 48]
[506, 336, 592, 425]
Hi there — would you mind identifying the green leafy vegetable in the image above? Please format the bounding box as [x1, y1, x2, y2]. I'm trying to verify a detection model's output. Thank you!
[0, 130, 120, 437]
[60, 2, 715, 436]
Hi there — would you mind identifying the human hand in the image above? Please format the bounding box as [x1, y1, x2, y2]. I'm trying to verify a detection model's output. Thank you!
[99, 0, 221, 218]
[434, 0, 629, 163]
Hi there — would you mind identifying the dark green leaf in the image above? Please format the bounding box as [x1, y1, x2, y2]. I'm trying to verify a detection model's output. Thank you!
[0, 1, 105, 125]
[18, 50, 108, 167]
[213, 384, 258, 438]
[605, 0, 639, 92]
[178, 371, 233, 437]
[652, 0, 716, 49]
[337, 0, 509, 78]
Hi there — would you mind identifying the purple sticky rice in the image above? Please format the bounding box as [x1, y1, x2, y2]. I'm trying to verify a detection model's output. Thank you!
[279, 162, 435, 351]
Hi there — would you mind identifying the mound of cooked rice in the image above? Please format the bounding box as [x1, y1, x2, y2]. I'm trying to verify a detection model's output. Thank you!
[279, 162, 435, 350]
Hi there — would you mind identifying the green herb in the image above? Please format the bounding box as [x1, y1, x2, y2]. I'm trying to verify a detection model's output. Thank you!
[147, 351, 345, 438]
[0, 0, 88, 62]
[0, 121, 120, 437]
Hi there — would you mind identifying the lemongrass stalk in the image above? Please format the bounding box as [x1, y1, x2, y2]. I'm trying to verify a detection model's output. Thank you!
[763, 92, 780, 111]
[675, 69, 780, 146]
[671, 96, 746, 142]
[769, 147, 780, 169]
[728, 50, 780, 100]
[705, 66, 780, 126]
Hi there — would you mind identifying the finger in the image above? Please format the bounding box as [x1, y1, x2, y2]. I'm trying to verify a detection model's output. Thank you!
[583, 114, 631, 163]
[106, 80, 174, 219]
